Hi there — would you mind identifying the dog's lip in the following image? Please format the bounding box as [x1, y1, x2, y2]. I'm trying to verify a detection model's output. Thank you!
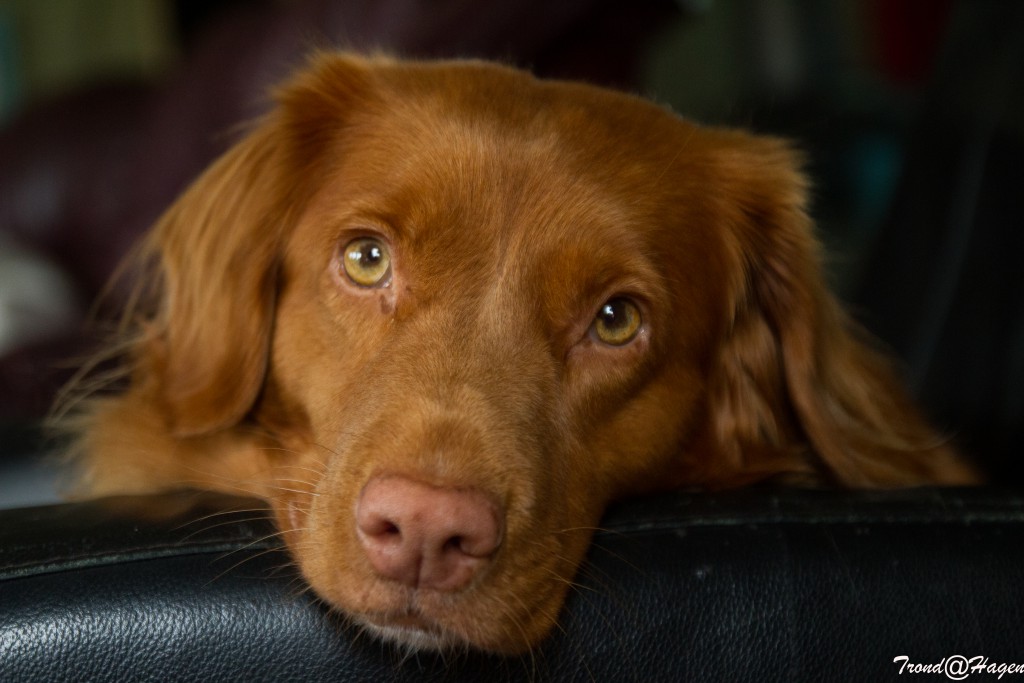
[360, 603, 443, 632]
[359, 609, 455, 649]
[371, 610, 433, 630]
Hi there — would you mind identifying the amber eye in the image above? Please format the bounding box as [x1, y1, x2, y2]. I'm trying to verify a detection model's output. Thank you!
[342, 237, 391, 288]
[592, 298, 642, 346]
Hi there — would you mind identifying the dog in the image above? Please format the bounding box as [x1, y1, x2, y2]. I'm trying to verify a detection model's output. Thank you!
[66, 52, 978, 654]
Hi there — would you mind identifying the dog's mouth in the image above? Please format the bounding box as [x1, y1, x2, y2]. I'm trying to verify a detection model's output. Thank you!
[356, 609, 454, 650]
[278, 465, 591, 654]
[281, 503, 599, 654]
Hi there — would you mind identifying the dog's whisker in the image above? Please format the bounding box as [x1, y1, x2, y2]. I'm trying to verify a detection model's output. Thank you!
[172, 507, 273, 530]
[263, 484, 321, 497]
[174, 514, 279, 541]
[206, 545, 293, 586]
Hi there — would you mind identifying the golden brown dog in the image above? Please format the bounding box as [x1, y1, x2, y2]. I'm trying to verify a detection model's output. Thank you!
[67, 53, 978, 653]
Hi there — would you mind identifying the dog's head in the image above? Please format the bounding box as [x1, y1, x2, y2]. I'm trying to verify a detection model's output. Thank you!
[84, 54, 976, 653]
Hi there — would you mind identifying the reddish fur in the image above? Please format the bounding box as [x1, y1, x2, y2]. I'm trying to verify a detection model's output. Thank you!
[66, 53, 979, 653]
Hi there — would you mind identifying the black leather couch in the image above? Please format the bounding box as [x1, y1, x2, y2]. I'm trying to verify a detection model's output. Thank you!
[4, 488, 1023, 682]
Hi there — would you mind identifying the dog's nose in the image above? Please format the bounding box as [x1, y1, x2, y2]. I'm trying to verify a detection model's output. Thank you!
[355, 475, 503, 591]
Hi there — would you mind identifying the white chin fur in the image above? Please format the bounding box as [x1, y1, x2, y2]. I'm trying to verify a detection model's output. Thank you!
[360, 620, 460, 652]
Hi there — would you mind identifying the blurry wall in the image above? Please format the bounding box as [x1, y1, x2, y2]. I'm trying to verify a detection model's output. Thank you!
[0, 0, 175, 123]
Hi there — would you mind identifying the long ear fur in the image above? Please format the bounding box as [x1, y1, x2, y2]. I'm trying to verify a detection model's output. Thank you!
[135, 124, 285, 435]
[704, 133, 978, 487]
[127, 52, 374, 436]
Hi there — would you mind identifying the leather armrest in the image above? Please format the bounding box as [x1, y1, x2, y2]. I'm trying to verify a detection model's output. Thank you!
[2, 489, 1022, 681]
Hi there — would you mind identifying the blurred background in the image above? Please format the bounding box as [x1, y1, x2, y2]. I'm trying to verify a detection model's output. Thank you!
[0, 0, 1021, 506]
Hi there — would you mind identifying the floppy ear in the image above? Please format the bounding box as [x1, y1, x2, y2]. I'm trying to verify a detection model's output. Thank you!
[135, 52, 373, 436]
[136, 123, 286, 435]
[702, 134, 978, 487]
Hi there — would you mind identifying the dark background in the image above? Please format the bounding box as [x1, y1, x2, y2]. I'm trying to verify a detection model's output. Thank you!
[1, 0, 1021, 506]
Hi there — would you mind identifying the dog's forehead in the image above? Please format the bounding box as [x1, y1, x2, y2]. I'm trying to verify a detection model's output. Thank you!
[370, 66, 691, 192]
[330, 73, 693, 256]
[327, 107, 669, 305]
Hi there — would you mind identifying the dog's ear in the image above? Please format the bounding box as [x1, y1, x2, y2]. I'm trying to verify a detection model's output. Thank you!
[700, 133, 977, 487]
[136, 53, 373, 436]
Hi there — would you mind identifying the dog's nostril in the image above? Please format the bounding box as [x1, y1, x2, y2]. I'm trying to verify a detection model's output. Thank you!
[356, 475, 503, 591]
[359, 514, 402, 539]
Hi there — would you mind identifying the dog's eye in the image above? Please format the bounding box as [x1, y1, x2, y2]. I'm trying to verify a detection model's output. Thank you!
[342, 237, 392, 288]
[592, 298, 642, 346]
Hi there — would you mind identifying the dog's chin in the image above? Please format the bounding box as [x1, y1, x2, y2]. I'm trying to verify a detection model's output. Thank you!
[355, 612, 465, 653]
[347, 598, 555, 655]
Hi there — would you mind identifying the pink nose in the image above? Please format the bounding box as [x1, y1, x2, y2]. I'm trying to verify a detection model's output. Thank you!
[355, 475, 503, 591]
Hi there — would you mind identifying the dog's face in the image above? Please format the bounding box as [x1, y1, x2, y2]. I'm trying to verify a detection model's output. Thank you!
[80, 54, 975, 654]
[267, 62, 728, 651]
